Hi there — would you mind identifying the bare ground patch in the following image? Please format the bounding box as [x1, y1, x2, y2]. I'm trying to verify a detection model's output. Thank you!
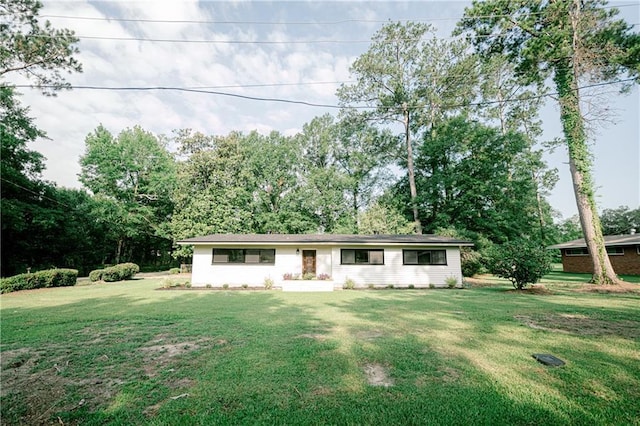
[515, 314, 640, 338]
[363, 363, 393, 387]
[579, 282, 640, 294]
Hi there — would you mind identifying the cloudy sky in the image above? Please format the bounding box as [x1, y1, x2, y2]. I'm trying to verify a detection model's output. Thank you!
[8, 0, 640, 220]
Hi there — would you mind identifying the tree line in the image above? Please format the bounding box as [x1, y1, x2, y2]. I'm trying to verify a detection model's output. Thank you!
[1, 0, 638, 282]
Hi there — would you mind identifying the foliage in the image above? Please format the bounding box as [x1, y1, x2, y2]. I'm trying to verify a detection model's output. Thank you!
[344, 277, 356, 289]
[1, 0, 82, 93]
[88, 269, 103, 282]
[91, 263, 139, 283]
[457, 0, 639, 284]
[445, 276, 459, 289]
[600, 205, 640, 235]
[169, 267, 180, 275]
[487, 240, 553, 290]
[302, 273, 316, 281]
[0, 268, 77, 293]
[461, 249, 484, 278]
[263, 277, 274, 290]
[317, 273, 331, 281]
[357, 201, 415, 235]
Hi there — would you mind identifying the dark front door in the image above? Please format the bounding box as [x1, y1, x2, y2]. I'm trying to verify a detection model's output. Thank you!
[302, 250, 316, 275]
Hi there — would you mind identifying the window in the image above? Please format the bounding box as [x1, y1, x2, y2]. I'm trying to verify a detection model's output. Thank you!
[212, 249, 275, 264]
[606, 247, 624, 255]
[341, 249, 384, 265]
[403, 250, 447, 265]
[565, 248, 588, 256]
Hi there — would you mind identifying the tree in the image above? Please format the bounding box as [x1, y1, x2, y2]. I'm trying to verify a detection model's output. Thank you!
[457, 0, 639, 284]
[600, 206, 640, 235]
[487, 240, 553, 290]
[79, 125, 176, 264]
[1, 0, 82, 93]
[337, 22, 433, 233]
[356, 201, 414, 235]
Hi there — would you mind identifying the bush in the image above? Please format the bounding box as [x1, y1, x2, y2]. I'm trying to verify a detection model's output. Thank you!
[317, 273, 331, 281]
[264, 277, 274, 290]
[283, 273, 293, 280]
[89, 269, 103, 282]
[445, 276, 459, 288]
[408, 284, 415, 289]
[344, 277, 356, 289]
[93, 263, 140, 282]
[487, 240, 552, 290]
[302, 272, 316, 280]
[0, 269, 78, 294]
[169, 267, 181, 274]
[461, 248, 484, 277]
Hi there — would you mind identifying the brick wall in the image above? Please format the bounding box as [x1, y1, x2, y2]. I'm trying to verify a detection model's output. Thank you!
[561, 245, 640, 275]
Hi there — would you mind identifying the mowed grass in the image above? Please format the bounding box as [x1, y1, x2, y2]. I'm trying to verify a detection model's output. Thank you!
[1, 277, 639, 425]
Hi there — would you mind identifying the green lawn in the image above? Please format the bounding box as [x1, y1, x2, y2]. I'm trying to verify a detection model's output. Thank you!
[1, 277, 639, 425]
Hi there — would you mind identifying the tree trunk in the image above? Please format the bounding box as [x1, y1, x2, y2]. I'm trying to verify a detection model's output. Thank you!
[404, 105, 422, 234]
[553, 63, 619, 285]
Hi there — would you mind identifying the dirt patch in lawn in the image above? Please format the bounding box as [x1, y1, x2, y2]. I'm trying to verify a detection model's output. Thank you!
[355, 330, 384, 340]
[363, 363, 393, 387]
[515, 314, 640, 338]
[579, 282, 640, 294]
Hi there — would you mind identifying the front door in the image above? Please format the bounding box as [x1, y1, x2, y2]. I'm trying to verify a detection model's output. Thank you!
[302, 250, 316, 276]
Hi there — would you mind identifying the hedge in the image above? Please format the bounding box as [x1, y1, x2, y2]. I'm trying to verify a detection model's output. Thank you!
[89, 263, 140, 283]
[0, 269, 78, 294]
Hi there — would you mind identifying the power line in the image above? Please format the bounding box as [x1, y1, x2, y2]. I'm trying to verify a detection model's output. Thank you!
[7, 78, 635, 110]
[37, 3, 638, 26]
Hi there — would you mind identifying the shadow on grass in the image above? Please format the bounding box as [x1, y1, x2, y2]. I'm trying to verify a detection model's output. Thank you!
[2, 288, 639, 425]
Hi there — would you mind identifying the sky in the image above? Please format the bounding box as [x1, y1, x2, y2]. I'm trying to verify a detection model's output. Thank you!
[7, 0, 640, 220]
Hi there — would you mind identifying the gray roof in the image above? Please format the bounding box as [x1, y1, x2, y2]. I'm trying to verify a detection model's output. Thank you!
[177, 234, 473, 246]
[548, 234, 640, 249]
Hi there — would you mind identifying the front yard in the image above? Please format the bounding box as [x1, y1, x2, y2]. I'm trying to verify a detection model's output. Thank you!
[1, 276, 639, 425]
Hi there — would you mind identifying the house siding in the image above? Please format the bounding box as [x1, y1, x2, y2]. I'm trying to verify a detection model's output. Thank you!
[191, 244, 463, 288]
[561, 245, 640, 275]
[330, 246, 462, 288]
[191, 245, 333, 287]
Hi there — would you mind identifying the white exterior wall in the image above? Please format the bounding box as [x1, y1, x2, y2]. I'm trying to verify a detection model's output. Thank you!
[330, 246, 462, 288]
[190, 244, 462, 288]
[190, 245, 333, 287]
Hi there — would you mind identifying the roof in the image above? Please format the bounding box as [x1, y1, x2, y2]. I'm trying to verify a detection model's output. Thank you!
[177, 234, 474, 247]
[548, 234, 640, 249]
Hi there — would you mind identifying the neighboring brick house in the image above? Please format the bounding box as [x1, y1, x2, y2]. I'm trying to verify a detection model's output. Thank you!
[549, 234, 640, 275]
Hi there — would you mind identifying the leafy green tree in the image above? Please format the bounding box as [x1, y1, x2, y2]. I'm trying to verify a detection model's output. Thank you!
[600, 206, 640, 235]
[79, 125, 176, 264]
[487, 240, 553, 290]
[357, 201, 414, 235]
[408, 116, 541, 243]
[170, 131, 256, 258]
[337, 22, 433, 233]
[1, 0, 82, 93]
[457, 0, 639, 283]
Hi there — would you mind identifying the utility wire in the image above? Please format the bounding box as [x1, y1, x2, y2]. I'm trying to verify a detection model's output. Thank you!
[7, 78, 635, 110]
[38, 4, 637, 26]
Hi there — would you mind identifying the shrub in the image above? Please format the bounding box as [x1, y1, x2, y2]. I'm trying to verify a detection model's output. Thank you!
[241, 284, 248, 289]
[0, 269, 78, 294]
[344, 277, 356, 290]
[169, 267, 181, 275]
[264, 277, 274, 290]
[408, 284, 415, 289]
[222, 284, 229, 289]
[283, 273, 293, 281]
[445, 276, 458, 288]
[367, 283, 375, 289]
[185, 282, 192, 288]
[89, 269, 103, 282]
[428, 283, 435, 289]
[118, 263, 139, 280]
[487, 240, 553, 290]
[461, 248, 484, 277]
[302, 272, 316, 280]
[386, 284, 394, 289]
[161, 278, 173, 289]
[317, 273, 331, 281]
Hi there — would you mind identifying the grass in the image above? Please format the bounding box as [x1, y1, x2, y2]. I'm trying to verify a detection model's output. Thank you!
[1, 275, 639, 425]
